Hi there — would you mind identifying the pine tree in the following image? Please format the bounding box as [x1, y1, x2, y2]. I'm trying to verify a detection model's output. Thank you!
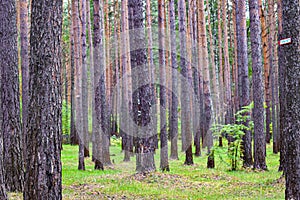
[24, 0, 63, 198]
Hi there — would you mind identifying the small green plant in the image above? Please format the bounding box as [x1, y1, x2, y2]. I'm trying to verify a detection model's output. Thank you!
[212, 103, 254, 171]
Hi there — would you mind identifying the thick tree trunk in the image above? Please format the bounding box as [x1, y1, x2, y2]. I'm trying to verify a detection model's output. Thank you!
[249, 0, 267, 170]
[24, 0, 63, 198]
[236, 0, 253, 167]
[0, 0, 24, 192]
[281, 0, 300, 198]
[169, 0, 179, 160]
[128, 0, 156, 173]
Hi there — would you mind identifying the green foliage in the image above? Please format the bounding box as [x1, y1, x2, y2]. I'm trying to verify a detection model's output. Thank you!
[110, 135, 122, 147]
[62, 100, 71, 135]
[212, 103, 254, 171]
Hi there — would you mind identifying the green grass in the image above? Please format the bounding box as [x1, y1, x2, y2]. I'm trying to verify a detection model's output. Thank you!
[9, 141, 285, 199]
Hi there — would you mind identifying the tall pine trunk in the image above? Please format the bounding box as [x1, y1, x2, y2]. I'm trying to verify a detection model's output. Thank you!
[128, 0, 156, 173]
[1, 0, 24, 192]
[24, 0, 63, 198]
[20, 0, 29, 156]
[178, 0, 193, 165]
[249, 0, 267, 170]
[281, 0, 300, 198]
[158, 0, 169, 171]
[236, 0, 253, 167]
[93, 0, 104, 170]
[198, 0, 214, 168]
[81, 0, 90, 158]
[169, 0, 179, 160]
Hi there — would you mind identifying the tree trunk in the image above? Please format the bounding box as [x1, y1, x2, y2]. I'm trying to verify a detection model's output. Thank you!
[169, 0, 179, 160]
[198, 0, 214, 168]
[178, 0, 193, 165]
[20, 0, 29, 157]
[217, 0, 224, 125]
[72, 0, 85, 170]
[93, 0, 104, 170]
[0, 0, 24, 192]
[128, 0, 156, 173]
[249, 0, 267, 170]
[222, 0, 233, 125]
[281, 0, 300, 198]
[258, 0, 271, 144]
[236, 0, 253, 167]
[0, 31, 7, 200]
[158, 0, 169, 172]
[24, 0, 63, 198]
[81, 0, 90, 158]
[277, 0, 286, 173]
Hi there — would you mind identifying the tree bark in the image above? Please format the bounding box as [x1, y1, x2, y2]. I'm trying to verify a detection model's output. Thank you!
[0, 0, 24, 192]
[169, 0, 179, 160]
[249, 0, 267, 170]
[0, 34, 7, 200]
[20, 0, 29, 157]
[81, 0, 90, 158]
[24, 0, 63, 198]
[236, 0, 253, 167]
[158, 0, 169, 172]
[281, 0, 300, 198]
[198, 0, 214, 168]
[128, 0, 156, 173]
[178, 0, 193, 165]
[258, 0, 271, 144]
[93, 0, 105, 170]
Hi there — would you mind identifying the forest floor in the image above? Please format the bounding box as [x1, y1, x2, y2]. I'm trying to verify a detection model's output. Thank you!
[9, 139, 285, 199]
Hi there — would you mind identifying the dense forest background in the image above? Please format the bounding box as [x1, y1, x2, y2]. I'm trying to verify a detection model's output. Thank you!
[0, 0, 299, 199]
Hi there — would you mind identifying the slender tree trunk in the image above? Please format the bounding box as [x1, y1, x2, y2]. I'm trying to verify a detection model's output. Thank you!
[258, 0, 271, 144]
[81, 0, 90, 158]
[24, 0, 63, 198]
[206, 0, 219, 126]
[158, 0, 169, 172]
[281, 0, 300, 198]
[70, 13, 78, 145]
[72, 0, 85, 170]
[217, 0, 224, 125]
[121, 0, 132, 162]
[198, 0, 214, 168]
[0, 3, 9, 197]
[249, 0, 267, 170]
[277, 0, 286, 173]
[1, 0, 24, 192]
[20, 0, 29, 157]
[222, 0, 233, 125]
[169, 0, 179, 160]
[236, 0, 253, 167]
[178, 0, 193, 165]
[93, 0, 104, 170]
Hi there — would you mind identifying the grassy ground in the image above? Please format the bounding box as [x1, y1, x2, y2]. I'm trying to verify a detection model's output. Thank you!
[9, 140, 284, 199]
